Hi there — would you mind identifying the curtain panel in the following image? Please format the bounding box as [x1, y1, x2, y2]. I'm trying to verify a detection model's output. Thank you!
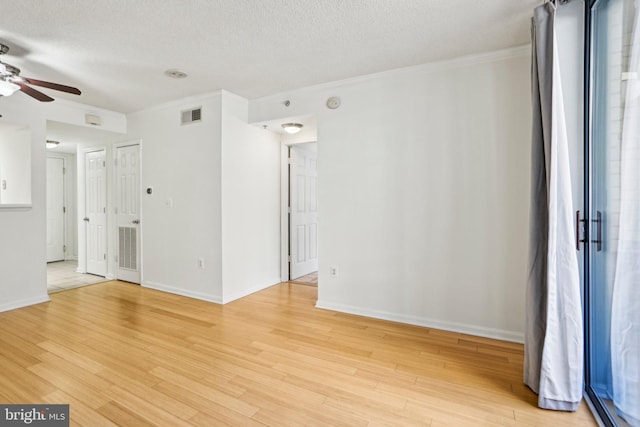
[524, 2, 583, 412]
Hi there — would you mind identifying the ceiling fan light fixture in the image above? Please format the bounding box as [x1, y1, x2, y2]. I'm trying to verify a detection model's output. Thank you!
[46, 140, 60, 149]
[0, 79, 20, 96]
[281, 123, 303, 134]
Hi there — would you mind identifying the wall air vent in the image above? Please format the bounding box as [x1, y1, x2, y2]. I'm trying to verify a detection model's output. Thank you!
[181, 107, 202, 125]
[118, 227, 137, 270]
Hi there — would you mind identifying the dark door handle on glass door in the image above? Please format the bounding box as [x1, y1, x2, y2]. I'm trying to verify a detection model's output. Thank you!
[591, 211, 602, 252]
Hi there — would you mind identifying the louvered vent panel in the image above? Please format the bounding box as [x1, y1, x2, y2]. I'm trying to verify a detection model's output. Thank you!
[118, 227, 137, 270]
[181, 107, 202, 125]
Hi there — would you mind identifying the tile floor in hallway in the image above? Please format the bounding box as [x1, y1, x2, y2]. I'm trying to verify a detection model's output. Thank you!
[291, 270, 318, 286]
[47, 260, 107, 293]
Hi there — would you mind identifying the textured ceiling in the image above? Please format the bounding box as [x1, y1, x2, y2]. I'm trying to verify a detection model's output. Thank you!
[0, 0, 538, 113]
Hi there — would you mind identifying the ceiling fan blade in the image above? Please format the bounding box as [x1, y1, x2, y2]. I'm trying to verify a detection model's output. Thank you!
[22, 78, 81, 95]
[15, 82, 54, 102]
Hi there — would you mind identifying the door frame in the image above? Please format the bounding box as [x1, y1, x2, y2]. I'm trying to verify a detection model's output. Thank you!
[581, 1, 621, 426]
[113, 140, 142, 284]
[280, 140, 318, 282]
[78, 146, 108, 276]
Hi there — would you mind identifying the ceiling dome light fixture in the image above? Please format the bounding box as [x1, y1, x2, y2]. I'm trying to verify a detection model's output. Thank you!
[281, 123, 303, 134]
[46, 140, 60, 149]
[164, 69, 188, 79]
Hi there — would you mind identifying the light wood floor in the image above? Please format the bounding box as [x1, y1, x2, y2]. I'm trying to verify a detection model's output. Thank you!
[0, 281, 596, 426]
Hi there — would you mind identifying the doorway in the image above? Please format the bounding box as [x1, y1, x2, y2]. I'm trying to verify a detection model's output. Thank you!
[84, 149, 107, 277]
[585, 0, 639, 425]
[288, 142, 318, 284]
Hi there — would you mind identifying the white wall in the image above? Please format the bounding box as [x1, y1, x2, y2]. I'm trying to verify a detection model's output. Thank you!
[127, 92, 224, 302]
[0, 101, 48, 312]
[0, 127, 31, 204]
[0, 95, 126, 312]
[250, 47, 532, 342]
[220, 91, 281, 303]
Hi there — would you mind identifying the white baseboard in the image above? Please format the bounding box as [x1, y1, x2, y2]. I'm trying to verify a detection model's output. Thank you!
[0, 294, 50, 313]
[142, 281, 222, 304]
[106, 273, 116, 280]
[315, 300, 524, 344]
[222, 278, 281, 304]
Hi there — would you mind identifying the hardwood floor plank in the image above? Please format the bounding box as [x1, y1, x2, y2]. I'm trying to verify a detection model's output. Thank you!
[0, 354, 57, 402]
[97, 401, 157, 427]
[44, 390, 118, 427]
[149, 366, 259, 417]
[0, 281, 596, 426]
[151, 381, 265, 426]
[102, 385, 193, 426]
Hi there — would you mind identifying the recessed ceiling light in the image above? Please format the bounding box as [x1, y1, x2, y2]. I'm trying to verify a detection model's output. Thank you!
[165, 69, 188, 79]
[281, 123, 303, 134]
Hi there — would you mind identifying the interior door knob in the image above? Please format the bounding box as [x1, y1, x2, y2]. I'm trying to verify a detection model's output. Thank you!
[83, 217, 90, 222]
[132, 219, 140, 224]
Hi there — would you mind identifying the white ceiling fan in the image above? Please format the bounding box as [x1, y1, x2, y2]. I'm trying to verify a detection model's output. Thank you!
[0, 43, 81, 102]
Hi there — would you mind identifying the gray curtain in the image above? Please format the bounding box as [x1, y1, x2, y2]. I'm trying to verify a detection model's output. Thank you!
[524, 2, 583, 411]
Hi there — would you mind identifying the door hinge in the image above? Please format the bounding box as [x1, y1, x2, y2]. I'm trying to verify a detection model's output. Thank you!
[103, 207, 106, 213]
[104, 253, 107, 260]
[288, 255, 292, 262]
[63, 167, 66, 175]
[287, 206, 291, 214]
[63, 245, 67, 253]
[103, 160, 106, 167]
[288, 157, 292, 164]
[63, 206, 66, 214]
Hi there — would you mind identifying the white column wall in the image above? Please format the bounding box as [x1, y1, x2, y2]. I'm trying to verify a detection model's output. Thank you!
[220, 91, 281, 303]
[127, 93, 224, 302]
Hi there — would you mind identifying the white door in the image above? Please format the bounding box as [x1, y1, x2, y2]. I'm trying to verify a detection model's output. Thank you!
[116, 144, 141, 284]
[290, 145, 318, 279]
[85, 150, 107, 276]
[46, 157, 65, 262]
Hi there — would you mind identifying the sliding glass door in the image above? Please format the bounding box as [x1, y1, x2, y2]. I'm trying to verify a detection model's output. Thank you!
[586, 0, 639, 426]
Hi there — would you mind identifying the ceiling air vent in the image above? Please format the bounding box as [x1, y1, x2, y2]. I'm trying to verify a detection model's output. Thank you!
[181, 107, 202, 125]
